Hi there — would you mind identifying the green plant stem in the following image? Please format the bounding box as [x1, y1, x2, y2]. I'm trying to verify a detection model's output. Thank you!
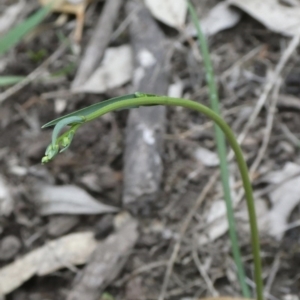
[85, 96, 264, 300]
[187, 1, 251, 297]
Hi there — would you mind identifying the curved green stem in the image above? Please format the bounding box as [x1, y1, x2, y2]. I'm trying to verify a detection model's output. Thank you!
[42, 95, 263, 299]
[86, 96, 264, 300]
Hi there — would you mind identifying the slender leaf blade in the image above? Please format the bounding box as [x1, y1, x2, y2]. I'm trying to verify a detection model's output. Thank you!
[0, 76, 25, 86]
[42, 93, 139, 128]
[0, 4, 52, 56]
[188, 1, 251, 298]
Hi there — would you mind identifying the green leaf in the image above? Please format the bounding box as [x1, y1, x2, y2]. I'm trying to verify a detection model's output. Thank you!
[42, 92, 161, 128]
[0, 3, 52, 56]
[0, 76, 25, 86]
[51, 116, 85, 146]
[42, 93, 139, 128]
[188, 1, 251, 298]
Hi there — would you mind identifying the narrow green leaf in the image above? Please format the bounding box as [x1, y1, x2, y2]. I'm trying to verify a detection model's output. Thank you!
[188, 1, 252, 298]
[0, 4, 52, 56]
[0, 76, 25, 86]
[51, 116, 85, 147]
[42, 93, 139, 128]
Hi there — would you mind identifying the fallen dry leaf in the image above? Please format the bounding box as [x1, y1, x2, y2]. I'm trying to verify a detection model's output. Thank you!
[0, 232, 97, 295]
[197, 177, 240, 245]
[201, 162, 300, 242]
[264, 162, 300, 239]
[282, 295, 299, 300]
[33, 183, 118, 215]
[229, 0, 300, 36]
[78, 45, 133, 93]
[186, 1, 241, 37]
[39, 0, 92, 41]
[144, 0, 187, 29]
[197, 216, 228, 245]
[235, 197, 269, 235]
[66, 215, 138, 300]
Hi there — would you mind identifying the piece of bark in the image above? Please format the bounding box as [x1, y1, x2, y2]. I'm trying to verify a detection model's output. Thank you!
[123, 0, 169, 214]
[71, 0, 122, 91]
[66, 217, 138, 300]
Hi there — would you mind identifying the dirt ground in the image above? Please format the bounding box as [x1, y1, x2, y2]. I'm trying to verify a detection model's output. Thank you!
[1, 0, 300, 299]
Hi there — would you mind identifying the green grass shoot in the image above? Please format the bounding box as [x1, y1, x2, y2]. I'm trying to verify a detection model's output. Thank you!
[0, 76, 25, 86]
[187, 1, 252, 298]
[0, 3, 53, 56]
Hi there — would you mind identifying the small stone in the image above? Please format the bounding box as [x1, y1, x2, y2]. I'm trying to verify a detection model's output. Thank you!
[0, 235, 21, 261]
[47, 216, 79, 237]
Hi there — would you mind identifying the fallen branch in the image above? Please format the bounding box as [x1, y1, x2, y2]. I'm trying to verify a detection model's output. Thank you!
[123, 0, 169, 213]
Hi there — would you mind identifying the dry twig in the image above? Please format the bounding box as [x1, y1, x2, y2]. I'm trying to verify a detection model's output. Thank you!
[0, 43, 67, 104]
[264, 253, 281, 297]
[123, 0, 168, 212]
[233, 34, 300, 210]
[159, 172, 219, 300]
[203, 34, 300, 235]
[192, 235, 219, 296]
[71, 0, 122, 90]
[67, 218, 138, 300]
[234, 34, 300, 151]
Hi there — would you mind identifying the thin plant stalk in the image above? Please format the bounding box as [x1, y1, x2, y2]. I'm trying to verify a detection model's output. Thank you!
[42, 95, 264, 300]
[187, 1, 251, 297]
[91, 96, 264, 299]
